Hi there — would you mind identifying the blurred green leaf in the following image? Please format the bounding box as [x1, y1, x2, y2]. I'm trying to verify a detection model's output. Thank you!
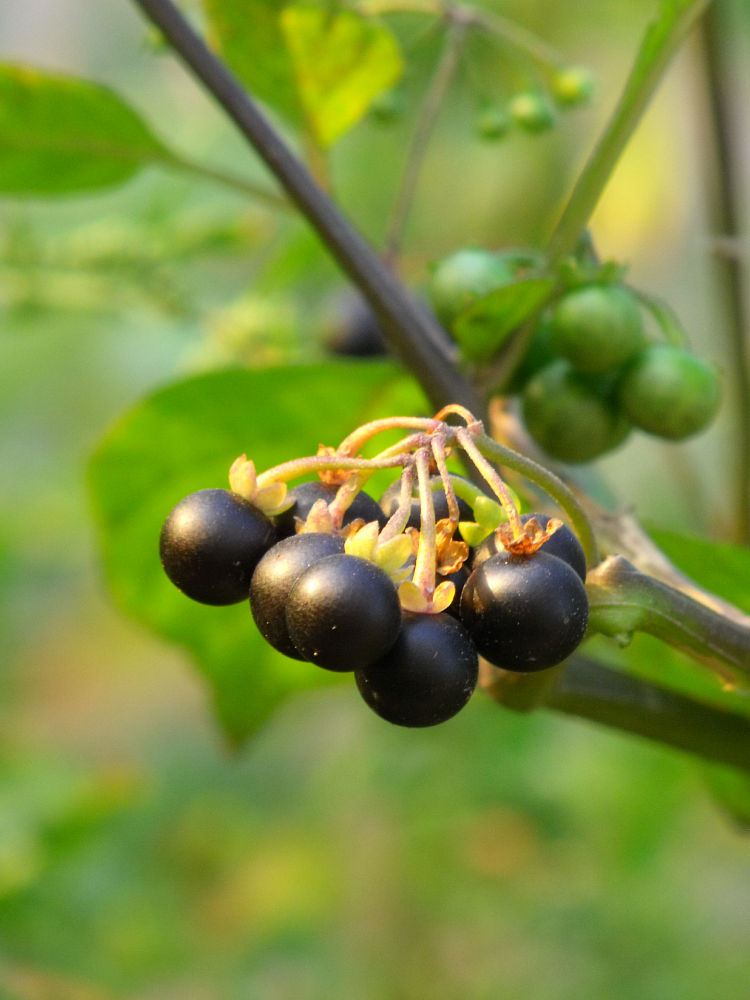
[647, 528, 750, 613]
[0, 64, 174, 196]
[453, 278, 554, 362]
[203, 1, 402, 144]
[203, 0, 305, 122]
[88, 363, 426, 744]
[280, 7, 403, 146]
[703, 765, 750, 831]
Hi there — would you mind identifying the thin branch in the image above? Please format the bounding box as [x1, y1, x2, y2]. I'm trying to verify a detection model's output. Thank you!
[481, 655, 750, 773]
[462, 5, 564, 68]
[546, 0, 711, 263]
[547, 657, 750, 773]
[130, 0, 485, 418]
[586, 555, 750, 682]
[384, 20, 465, 260]
[161, 150, 289, 207]
[697, 1, 750, 544]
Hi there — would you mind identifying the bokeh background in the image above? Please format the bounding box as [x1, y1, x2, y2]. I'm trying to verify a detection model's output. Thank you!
[1, 1, 749, 997]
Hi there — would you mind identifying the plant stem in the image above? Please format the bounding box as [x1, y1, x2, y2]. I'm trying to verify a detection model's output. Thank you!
[462, 5, 564, 68]
[413, 447, 438, 595]
[130, 0, 485, 418]
[384, 19, 465, 260]
[546, 0, 711, 263]
[160, 151, 289, 207]
[697, 1, 750, 544]
[586, 555, 750, 682]
[547, 657, 750, 773]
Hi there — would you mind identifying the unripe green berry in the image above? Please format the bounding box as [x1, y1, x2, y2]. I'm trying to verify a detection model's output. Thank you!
[429, 248, 516, 326]
[548, 284, 646, 374]
[551, 66, 596, 108]
[476, 105, 510, 141]
[618, 344, 721, 439]
[522, 360, 631, 462]
[369, 88, 404, 125]
[509, 92, 556, 133]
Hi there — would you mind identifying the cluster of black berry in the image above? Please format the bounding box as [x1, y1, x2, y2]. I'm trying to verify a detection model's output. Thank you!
[159, 408, 591, 727]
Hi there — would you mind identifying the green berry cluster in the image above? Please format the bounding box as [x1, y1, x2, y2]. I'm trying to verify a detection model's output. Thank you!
[518, 284, 722, 462]
[475, 65, 596, 143]
[428, 250, 722, 463]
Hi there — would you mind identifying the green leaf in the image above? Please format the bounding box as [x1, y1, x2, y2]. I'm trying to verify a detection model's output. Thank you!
[647, 528, 750, 614]
[203, 1, 402, 143]
[453, 278, 554, 363]
[0, 64, 173, 196]
[88, 363, 426, 745]
[203, 0, 304, 123]
[703, 764, 750, 831]
[280, 7, 403, 146]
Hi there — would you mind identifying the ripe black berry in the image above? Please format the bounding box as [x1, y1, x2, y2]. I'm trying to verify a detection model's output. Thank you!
[274, 481, 387, 537]
[286, 554, 402, 672]
[473, 512, 587, 581]
[379, 482, 473, 540]
[460, 551, 589, 672]
[439, 564, 470, 618]
[160, 488, 276, 606]
[250, 532, 346, 658]
[355, 613, 479, 727]
[324, 294, 388, 357]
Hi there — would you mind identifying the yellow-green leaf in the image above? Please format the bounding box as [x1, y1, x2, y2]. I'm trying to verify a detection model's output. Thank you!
[280, 7, 403, 146]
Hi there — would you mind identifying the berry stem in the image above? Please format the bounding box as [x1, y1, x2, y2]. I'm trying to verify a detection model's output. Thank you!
[430, 435, 460, 524]
[432, 403, 479, 426]
[469, 430, 599, 567]
[255, 452, 409, 488]
[456, 427, 524, 536]
[337, 416, 441, 457]
[412, 447, 438, 598]
[326, 473, 370, 530]
[379, 464, 417, 542]
[462, 4, 566, 69]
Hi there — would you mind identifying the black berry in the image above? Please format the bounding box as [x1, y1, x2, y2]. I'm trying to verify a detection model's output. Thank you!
[325, 294, 388, 357]
[460, 551, 589, 672]
[160, 488, 276, 606]
[439, 564, 471, 618]
[274, 481, 387, 537]
[286, 554, 402, 672]
[473, 512, 587, 581]
[250, 532, 346, 658]
[379, 482, 473, 540]
[355, 613, 479, 727]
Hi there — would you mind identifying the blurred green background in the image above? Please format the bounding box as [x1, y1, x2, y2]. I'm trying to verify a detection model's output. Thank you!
[1, 1, 749, 997]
